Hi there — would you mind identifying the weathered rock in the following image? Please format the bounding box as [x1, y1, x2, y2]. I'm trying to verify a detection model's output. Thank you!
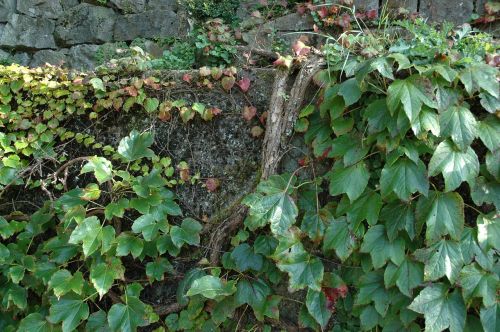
[13, 52, 31, 66]
[0, 14, 56, 49]
[146, 0, 178, 11]
[0, 48, 10, 61]
[110, 0, 146, 13]
[266, 12, 314, 32]
[385, 0, 418, 12]
[55, 3, 116, 46]
[67, 44, 99, 70]
[61, 0, 79, 11]
[420, 0, 474, 24]
[30, 49, 67, 67]
[17, 0, 63, 19]
[0, 0, 15, 22]
[352, 0, 379, 11]
[114, 10, 186, 41]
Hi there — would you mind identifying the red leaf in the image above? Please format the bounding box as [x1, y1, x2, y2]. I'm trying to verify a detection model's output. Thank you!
[221, 76, 236, 91]
[182, 73, 192, 83]
[242, 106, 257, 121]
[318, 7, 329, 18]
[205, 178, 220, 192]
[273, 55, 293, 68]
[366, 9, 378, 19]
[292, 40, 311, 57]
[210, 107, 223, 116]
[124, 86, 138, 97]
[237, 77, 251, 93]
[259, 111, 268, 125]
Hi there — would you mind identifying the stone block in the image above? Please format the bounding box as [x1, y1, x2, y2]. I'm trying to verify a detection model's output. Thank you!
[420, 0, 474, 24]
[384, 0, 418, 12]
[13, 52, 31, 66]
[114, 10, 185, 41]
[30, 49, 67, 67]
[55, 3, 116, 46]
[146, 0, 178, 11]
[17, 0, 63, 19]
[353, 0, 379, 11]
[61, 0, 79, 11]
[0, 0, 16, 22]
[67, 44, 99, 70]
[0, 14, 56, 49]
[110, 0, 146, 13]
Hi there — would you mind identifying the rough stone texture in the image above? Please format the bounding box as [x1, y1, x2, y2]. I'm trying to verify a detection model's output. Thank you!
[30, 49, 67, 67]
[61, 0, 79, 11]
[420, 0, 474, 24]
[0, 47, 9, 59]
[12, 52, 31, 65]
[110, 0, 146, 13]
[0, 14, 56, 49]
[114, 9, 185, 41]
[0, 0, 15, 22]
[55, 3, 116, 46]
[385, 0, 418, 12]
[66, 44, 98, 70]
[17, 0, 63, 19]
[146, 0, 178, 11]
[353, 0, 379, 11]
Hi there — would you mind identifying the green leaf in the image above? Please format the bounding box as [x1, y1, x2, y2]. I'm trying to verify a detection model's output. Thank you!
[254, 295, 281, 321]
[322, 217, 356, 261]
[170, 218, 202, 248]
[1, 282, 27, 309]
[360, 225, 405, 269]
[480, 303, 499, 332]
[48, 294, 89, 332]
[415, 239, 464, 283]
[235, 278, 270, 308]
[105, 198, 129, 220]
[477, 213, 500, 251]
[300, 208, 333, 241]
[408, 283, 466, 332]
[117, 130, 155, 162]
[416, 191, 464, 243]
[90, 258, 125, 298]
[306, 289, 331, 328]
[380, 158, 429, 201]
[116, 233, 144, 258]
[384, 258, 423, 297]
[360, 305, 381, 331]
[380, 200, 415, 241]
[86, 310, 109, 332]
[471, 177, 500, 210]
[478, 116, 500, 152]
[131, 214, 163, 241]
[176, 268, 206, 306]
[276, 246, 323, 292]
[338, 78, 361, 106]
[108, 293, 154, 332]
[486, 150, 499, 180]
[329, 161, 370, 202]
[48, 269, 84, 298]
[480, 92, 500, 113]
[460, 263, 498, 307]
[342, 190, 381, 227]
[459, 64, 499, 98]
[69, 216, 115, 256]
[387, 76, 435, 122]
[355, 271, 390, 316]
[146, 258, 173, 282]
[144, 98, 159, 113]
[18, 313, 57, 332]
[186, 275, 237, 300]
[429, 140, 479, 192]
[439, 105, 478, 150]
[254, 235, 278, 256]
[89, 78, 105, 92]
[231, 243, 263, 272]
[80, 156, 113, 184]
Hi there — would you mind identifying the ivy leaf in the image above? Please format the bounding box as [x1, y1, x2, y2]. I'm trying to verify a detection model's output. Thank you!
[18, 313, 57, 332]
[85, 310, 109, 332]
[231, 243, 263, 272]
[360, 306, 381, 331]
[69, 216, 115, 257]
[131, 214, 163, 241]
[329, 161, 370, 202]
[340, 190, 382, 228]
[306, 288, 332, 328]
[116, 233, 144, 258]
[486, 150, 499, 180]
[104, 198, 129, 220]
[408, 283, 466, 332]
[360, 225, 406, 269]
[117, 130, 155, 162]
[276, 247, 324, 292]
[144, 97, 159, 113]
[439, 105, 478, 150]
[170, 218, 202, 248]
[416, 191, 464, 243]
[107, 289, 155, 332]
[459, 63, 499, 98]
[415, 239, 464, 283]
[387, 76, 436, 122]
[1, 282, 27, 309]
[300, 208, 333, 241]
[477, 213, 500, 251]
[429, 140, 479, 191]
[235, 278, 275, 320]
[460, 263, 499, 307]
[89, 78, 105, 92]
[338, 78, 362, 106]
[81, 156, 113, 184]
[471, 177, 500, 210]
[48, 269, 84, 298]
[146, 258, 173, 282]
[176, 268, 206, 306]
[479, 92, 500, 113]
[322, 217, 356, 261]
[48, 294, 89, 332]
[477, 116, 500, 152]
[380, 158, 429, 201]
[186, 275, 237, 300]
[380, 200, 415, 241]
[480, 303, 499, 332]
[384, 258, 423, 297]
[90, 258, 125, 298]
[355, 271, 390, 316]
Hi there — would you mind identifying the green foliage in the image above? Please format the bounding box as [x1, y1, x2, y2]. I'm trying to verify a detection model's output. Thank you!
[184, 0, 240, 23]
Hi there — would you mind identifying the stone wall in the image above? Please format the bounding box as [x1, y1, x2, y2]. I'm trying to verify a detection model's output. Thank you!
[0, 0, 493, 70]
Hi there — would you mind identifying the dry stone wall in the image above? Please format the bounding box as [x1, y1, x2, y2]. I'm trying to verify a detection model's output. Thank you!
[0, 0, 492, 70]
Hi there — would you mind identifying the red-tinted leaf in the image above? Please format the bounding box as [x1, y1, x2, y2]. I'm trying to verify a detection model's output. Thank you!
[237, 77, 251, 93]
[273, 55, 293, 68]
[144, 77, 160, 90]
[199, 66, 211, 77]
[221, 76, 236, 91]
[242, 106, 257, 121]
[250, 126, 264, 137]
[211, 67, 223, 80]
[182, 73, 192, 83]
[259, 111, 268, 125]
[366, 9, 378, 19]
[292, 40, 311, 57]
[124, 86, 138, 97]
[205, 178, 220, 192]
[210, 107, 223, 116]
[318, 7, 328, 18]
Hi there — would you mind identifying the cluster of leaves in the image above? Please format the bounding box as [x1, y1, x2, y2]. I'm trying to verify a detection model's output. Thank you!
[184, 0, 240, 24]
[168, 19, 499, 331]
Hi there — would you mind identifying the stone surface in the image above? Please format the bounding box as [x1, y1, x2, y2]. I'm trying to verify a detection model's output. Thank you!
[420, 0, 474, 24]
[146, 0, 178, 11]
[0, 0, 16, 22]
[353, 0, 379, 11]
[114, 10, 185, 41]
[17, 0, 63, 19]
[66, 44, 99, 70]
[55, 3, 116, 46]
[0, 48, 10, 60]
[30, 49, 67, 67]
[0, 14, 56, 49]
[61, 0, 79, 11]
[385, 0, 418, 12]
[13, 52, 31, 65]
[110, 0, 146, 13]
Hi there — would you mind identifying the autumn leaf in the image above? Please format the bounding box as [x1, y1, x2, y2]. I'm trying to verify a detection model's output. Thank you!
[243, 106, 257, 121]
[182, 73, 192, 83]
[199, 66, 211, 77]
[251, 126, 264, 137]
[292, 40, 311, 57]
[237, 77, 251, 93]
[221, 76, 236, 91]
[205, 178, 220, 192]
